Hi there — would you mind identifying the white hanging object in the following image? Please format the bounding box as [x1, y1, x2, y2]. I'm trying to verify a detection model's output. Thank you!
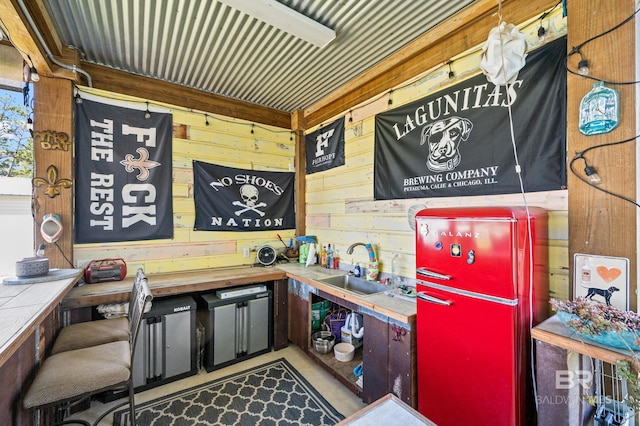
[40, 213, 63, 243]
[479, 22, 527, 86]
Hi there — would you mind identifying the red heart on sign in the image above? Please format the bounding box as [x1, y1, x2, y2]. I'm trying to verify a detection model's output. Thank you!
[596, 266, 622, 283]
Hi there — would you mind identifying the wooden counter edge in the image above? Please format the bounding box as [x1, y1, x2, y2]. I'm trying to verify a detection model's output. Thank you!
[61, 267, 287, 309]
[61, 266, 415, 324]
[532, 320, 634, 366]
[0, 270, 82, 367]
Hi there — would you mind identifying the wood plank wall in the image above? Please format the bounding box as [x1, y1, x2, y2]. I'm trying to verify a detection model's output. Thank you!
[303, 9, 570, 301]
[72, 89, 296, 273]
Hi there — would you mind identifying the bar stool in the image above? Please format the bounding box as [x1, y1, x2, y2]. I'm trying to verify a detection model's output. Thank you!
[50, 277, 142, 354]
[23, 269, 152, 425]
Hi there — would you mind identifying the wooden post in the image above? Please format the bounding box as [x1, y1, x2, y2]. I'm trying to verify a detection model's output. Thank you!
[32, 77, 74, 269]
[566, 0, 637, 308]
[292, 110, 307, 238]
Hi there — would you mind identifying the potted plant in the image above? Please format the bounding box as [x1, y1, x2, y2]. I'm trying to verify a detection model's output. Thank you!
[550, 297, 640, 414]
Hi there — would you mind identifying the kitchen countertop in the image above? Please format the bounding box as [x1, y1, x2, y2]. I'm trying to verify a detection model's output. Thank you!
[336, 394, 434, 425]
[0, 269, 83, 367]
[62, 264, 416, 324]
[277, 263, 416, 324]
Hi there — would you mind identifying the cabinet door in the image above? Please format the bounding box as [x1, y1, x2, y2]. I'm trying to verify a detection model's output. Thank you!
[164, 311, 193, 378]
[247, 297, 269, 355]
[388, 322, 414, 407]
[362, 313, 389, 404]
[213, 304, 237, 366]
[288, 280, 309, 351]
[272, 279, 289, 350]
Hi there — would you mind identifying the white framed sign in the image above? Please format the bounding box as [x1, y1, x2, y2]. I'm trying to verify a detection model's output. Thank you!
[573, 253, 629, 310]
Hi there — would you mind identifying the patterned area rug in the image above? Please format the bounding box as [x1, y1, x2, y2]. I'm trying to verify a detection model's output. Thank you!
[113, 358, 344, 425]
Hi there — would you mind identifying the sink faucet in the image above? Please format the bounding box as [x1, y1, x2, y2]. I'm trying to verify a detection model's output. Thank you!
[346, 242, 367, 255]
[347, 242, 379, 281]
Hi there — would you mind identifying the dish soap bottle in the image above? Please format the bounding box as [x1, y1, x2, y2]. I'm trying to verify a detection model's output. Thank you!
[326, 244, 334, 269]
[354, 263, 361, 278]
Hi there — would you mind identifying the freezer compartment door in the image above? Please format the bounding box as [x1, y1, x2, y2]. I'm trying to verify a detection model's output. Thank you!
[415, 216, 518, 299]
[417, 283, 523, 426]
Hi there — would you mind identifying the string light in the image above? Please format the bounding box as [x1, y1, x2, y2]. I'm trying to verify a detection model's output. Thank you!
[144, 101, 151, 119]
[388, 90, 393, 106]
[348, 110, 353, 123]
[584, 164, 602, 185]
[448, 61, 455, 79]
[205, 114, 210, 126]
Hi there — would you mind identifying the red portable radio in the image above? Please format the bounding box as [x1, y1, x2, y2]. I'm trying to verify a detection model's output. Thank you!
[84, 258, 127, 283]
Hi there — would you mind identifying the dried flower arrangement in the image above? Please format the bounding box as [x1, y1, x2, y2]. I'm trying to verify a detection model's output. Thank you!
[551, 297, 640, 412]
[550, 297, 640, 346]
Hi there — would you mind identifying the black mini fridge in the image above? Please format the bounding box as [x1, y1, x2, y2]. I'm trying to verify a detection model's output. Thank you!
[197, 286, 272, 372]
[132, 295, 198, 390]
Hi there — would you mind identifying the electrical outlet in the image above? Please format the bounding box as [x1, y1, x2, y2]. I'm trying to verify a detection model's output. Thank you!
[243, 248, 250, 258]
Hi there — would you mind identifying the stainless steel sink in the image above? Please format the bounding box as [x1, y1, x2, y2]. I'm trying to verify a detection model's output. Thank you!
[318, 275, 390, 295]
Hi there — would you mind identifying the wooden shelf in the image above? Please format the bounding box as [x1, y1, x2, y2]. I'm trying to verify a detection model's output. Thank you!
[308, 345, 363, 396]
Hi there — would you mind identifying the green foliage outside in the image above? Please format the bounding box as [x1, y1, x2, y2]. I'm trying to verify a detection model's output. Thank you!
[0, 94, 32, 177]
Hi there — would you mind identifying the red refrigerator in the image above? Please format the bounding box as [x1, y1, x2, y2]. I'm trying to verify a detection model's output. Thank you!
[415, 206, 548, 426]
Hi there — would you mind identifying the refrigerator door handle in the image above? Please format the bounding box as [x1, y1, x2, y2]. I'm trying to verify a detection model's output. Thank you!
[417, 292, 452, 306]
[416, 267, 452, 280]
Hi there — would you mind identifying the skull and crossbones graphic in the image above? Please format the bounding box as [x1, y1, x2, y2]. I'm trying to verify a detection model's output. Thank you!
[232, 184, 267, 216]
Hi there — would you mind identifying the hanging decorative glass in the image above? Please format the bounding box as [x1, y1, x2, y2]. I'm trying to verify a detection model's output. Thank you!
[578, 81, 619, 136]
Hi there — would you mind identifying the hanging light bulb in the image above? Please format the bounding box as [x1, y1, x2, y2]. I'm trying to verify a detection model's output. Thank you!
[144, 101, 151, 119]
[578, 59, 590, 76]
[448, 62, 455, 79]
[584, 165, 602, 185]
[75, 92, 83, 104]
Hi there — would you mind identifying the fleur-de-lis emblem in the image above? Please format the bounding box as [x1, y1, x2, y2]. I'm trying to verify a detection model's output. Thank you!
[119, 147, 160, 181]
[32, 164, 73, 198]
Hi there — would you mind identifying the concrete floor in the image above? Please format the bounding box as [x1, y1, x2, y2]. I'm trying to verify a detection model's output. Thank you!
[68, 344, 367, 425]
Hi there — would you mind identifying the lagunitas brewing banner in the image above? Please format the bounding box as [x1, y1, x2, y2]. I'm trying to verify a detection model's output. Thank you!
[374, 37, 567, 200]
[75, 96, 173, 243]
[305, 116, 345, 174]
[193, 161, 295, 231]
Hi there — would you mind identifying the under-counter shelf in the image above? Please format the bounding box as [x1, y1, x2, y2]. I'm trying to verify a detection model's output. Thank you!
[308, 346, 363, 396]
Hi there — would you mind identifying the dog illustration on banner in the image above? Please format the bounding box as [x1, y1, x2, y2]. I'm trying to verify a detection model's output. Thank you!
[420, 116, 473, 172]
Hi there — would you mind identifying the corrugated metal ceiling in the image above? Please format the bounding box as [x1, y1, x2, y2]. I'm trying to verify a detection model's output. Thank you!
[42, 0, 475, 112]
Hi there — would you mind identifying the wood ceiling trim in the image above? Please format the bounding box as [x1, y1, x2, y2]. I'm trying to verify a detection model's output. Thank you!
[303, 0, 559, 128]
[81, 62, 292, 129]
[0, 0, 81, 80]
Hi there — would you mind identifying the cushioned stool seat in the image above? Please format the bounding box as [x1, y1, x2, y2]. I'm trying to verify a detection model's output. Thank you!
[51, 317, 129, 354]
[24, 340, 130, 409]
[23, 268, 152, 425]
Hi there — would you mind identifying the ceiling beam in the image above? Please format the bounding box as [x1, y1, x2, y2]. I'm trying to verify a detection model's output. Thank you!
[303, 0, 559, 128]
[0, 0, 81, 80]
[81, 62, 291, 129]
